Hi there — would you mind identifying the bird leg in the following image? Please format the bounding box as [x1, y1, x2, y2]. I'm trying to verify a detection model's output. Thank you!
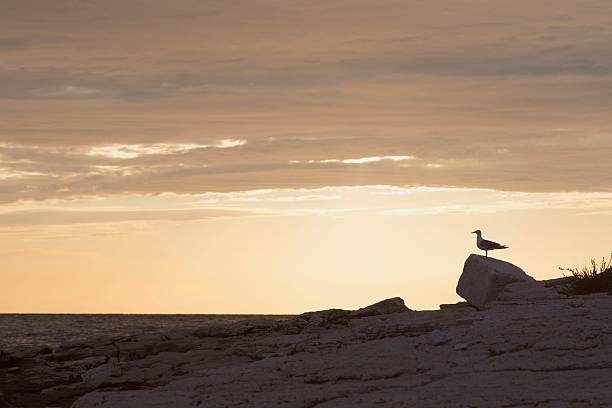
[485, 250, 488, 258]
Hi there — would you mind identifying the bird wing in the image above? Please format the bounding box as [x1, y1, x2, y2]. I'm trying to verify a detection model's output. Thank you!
[480, 239, 508, 250]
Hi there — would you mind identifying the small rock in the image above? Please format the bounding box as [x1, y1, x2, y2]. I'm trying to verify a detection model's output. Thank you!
[280, 298, 410, 334]
[454, 343, 469, 351]
[569, 299, 585, 308]
[350, 297, 410, 318]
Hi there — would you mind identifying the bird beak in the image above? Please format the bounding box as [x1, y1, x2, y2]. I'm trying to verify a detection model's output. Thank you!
[471, 231, 477, 234]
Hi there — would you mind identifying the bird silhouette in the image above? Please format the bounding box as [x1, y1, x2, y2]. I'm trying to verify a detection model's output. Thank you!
[471, 230, 508, 258]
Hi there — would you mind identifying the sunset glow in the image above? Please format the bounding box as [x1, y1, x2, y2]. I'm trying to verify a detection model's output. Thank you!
[1, 0, 611, 313]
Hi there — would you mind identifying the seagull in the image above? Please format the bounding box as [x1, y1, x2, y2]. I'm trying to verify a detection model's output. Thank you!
[471, 230, 508, 258]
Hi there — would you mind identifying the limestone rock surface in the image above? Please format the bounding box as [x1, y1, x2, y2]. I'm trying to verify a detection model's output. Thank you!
[2, 291, 612, 408]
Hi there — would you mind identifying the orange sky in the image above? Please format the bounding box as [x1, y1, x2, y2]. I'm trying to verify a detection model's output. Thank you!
[1, 1, 611, 312]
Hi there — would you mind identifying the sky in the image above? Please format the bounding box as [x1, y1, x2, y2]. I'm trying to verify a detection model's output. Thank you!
[1, 0, 611, 313]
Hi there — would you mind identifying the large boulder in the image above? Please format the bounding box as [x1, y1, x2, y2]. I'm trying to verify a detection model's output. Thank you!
[457, 254, 534, 309]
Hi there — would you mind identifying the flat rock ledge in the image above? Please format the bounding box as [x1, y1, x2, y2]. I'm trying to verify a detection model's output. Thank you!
[2, 275, 612, 407]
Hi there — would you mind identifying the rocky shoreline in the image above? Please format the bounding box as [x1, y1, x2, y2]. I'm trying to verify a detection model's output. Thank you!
[2, 255, 612, 407]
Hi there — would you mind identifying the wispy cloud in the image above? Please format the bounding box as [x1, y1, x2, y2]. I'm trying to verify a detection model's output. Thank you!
[86, 140, 246, 159]
[0, 209, 253, 227]
[86, 143, 207, 159]
[342, 155, 413, 164]
[2, 186, 611, 230]
[0, 167, 46, 180]
[214, 139, 247, 149]
[291, 155, 414, 165]
[28, 85, 107, 99]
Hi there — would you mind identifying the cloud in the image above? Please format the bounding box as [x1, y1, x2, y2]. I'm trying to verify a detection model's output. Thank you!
[214, 139, 247, 148]
[0, 131, 611, 206]
[86, 140, 246, 159]
[270, 195, 340, 203]
[0, 167, 45, 180]
[28, 85, 107, 99]
[86, 143, 207, 159]
[292, 155, 414, 165]
[342, 155, 413, 164]
[1, 1, 612, 204]
[0, 209, 252, 227]
[2, 186, 612, 229]
[2, 2, 612, 102]
[381, 189, 612, 217]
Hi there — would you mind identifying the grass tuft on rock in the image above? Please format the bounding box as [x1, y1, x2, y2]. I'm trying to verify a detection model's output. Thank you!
[559, 253, 612, 295]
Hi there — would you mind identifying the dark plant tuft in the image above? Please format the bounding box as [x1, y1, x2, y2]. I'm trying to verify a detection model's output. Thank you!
[559, 253, 612, 295]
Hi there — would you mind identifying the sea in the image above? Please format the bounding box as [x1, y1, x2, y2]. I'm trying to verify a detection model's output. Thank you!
[0, 314, 292, 352]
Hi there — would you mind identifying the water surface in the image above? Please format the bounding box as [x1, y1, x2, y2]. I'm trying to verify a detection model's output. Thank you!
[0, 314, 292, 351]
